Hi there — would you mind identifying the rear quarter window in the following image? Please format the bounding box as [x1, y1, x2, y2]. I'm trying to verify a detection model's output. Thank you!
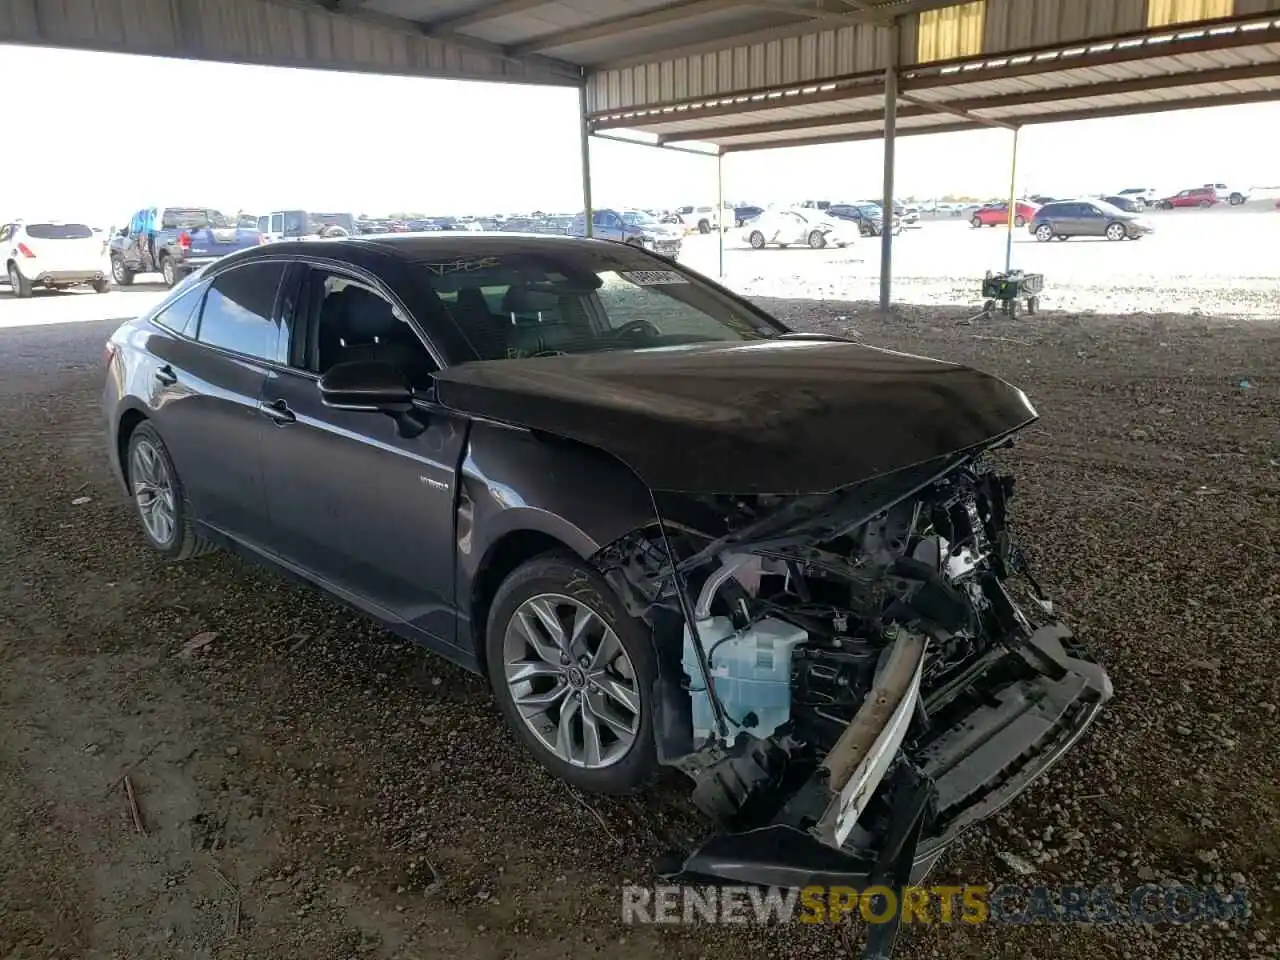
[26, 223, 93, 239]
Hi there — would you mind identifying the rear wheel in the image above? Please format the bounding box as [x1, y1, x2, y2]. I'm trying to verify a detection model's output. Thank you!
[7, 263, 32, 298]
[1229, 193, 1245, 206]
[92, 277, 110, 294]
[125, 423, 216, 561]
[110, 256, 135, 286]
[486, 554, 656, 794]
[1105, 222, 1127, 241]
[697, 220, 711, 235]
[748, 231, 766, 249]
[807, 230, 826, 250]
[160, 256, 179, 288]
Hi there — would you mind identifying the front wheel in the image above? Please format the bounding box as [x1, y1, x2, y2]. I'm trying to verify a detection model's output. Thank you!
[748, 231, 766, 249]
[1197, 200, 1211, 209]
[807, 230, 826, 250]
[125, 423, 216, 561]
[486, 554, 656, 794]
[92, 277, 110, 293]
[1105, 222, 1127, 241]
[1034, 224, 1054, 242]
[1229, 194, 1245, 206]
[697, 220, 711, 235]
[7, 263, 32, 298]
[110, 256, 135, 286]
[970, 215, 982, 228]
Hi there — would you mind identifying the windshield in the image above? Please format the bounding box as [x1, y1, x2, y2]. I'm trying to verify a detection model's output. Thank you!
[418, 247, 783, 361]
[622, 211, 658, 226]
[162, 208, 233, 229]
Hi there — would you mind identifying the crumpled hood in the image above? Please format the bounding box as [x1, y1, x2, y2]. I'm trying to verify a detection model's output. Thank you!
[433, 340, 1037, 496]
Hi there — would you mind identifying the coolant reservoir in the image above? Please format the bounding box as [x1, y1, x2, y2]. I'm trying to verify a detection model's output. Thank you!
[682, 615, 809, 743]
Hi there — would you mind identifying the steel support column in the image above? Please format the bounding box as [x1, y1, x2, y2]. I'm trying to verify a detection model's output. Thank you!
[879, 39, 898, 312]
[579, 84, 594, 237]
[1005, 125, 1021, 273]
[716, 150, 726, 279]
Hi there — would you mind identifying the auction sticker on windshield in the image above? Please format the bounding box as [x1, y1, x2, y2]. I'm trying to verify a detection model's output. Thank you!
[619, 270, 688, 286]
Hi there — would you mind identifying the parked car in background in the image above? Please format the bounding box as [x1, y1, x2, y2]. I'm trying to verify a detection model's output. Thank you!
[102, 231, 1110, 901]
[971, 201, 1039, 228]
[1204, 183, 1249, 205]
[111, 207, 263, 288]
[1029, 200, 1152, 242]
[570, 209, 683, 256]
[733, 205, 764, 227]
[1154, 187, 1218, 209]
[900, 204, 921, 228]
[258, 211, 358, 241]
[742, 208, 858, 249]
[2, 220, 109, 296]
[1114, 187, 1158, 209]
[827, 202, 901, 237]
[1099, 195, 1143, 214]
[677, 205, 720, 234]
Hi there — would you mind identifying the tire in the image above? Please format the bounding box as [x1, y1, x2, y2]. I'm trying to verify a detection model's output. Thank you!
[1055, 235, 1068, 241]
[92, 277, 110, 294]
[697, 220, 711, 235]
[7, 262, 33, 298]
[1034, 224, 1054, 242]
[124, 422, 216, 561]
[807, 230, 826, 250]
[1105, 222, 1127, 241]
[1229, 194, 1244, 206]
[971, 215, 983, 228]
[1027, 296, 1040, 315]
[1014, 215, 1026, 228]
[1197, 200, 1210, 209]
[160, 256, 180, 288]
[748, 231, 766, 249]
[485, 554, 657, 794]
[110, 256, 135, 286]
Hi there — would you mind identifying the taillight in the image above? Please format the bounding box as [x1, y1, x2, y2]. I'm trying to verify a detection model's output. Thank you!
[17, 242, 35, 258]
[178, 231, 191, 250]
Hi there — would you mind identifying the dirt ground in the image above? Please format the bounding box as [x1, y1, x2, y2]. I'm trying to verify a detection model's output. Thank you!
[1, 300, 1277, 959]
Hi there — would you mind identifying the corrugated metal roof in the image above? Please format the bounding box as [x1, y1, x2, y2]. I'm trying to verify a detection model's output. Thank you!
[588, 14, 1280, 152]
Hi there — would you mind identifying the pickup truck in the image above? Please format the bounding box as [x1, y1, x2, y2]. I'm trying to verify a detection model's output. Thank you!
[569, 209, 683, 257]
[110, 207, 263, 288]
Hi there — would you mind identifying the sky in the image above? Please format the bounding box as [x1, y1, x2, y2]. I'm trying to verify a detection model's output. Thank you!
[7, 43, 1278, 226]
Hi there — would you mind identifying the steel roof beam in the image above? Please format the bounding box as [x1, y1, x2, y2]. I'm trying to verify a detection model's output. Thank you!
[508, 0, 745, 56]
[720, 87, 1280, 151]
[650, 60, 1280, 140]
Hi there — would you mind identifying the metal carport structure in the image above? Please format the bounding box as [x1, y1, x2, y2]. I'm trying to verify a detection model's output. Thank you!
[7, 0, 1280, 306]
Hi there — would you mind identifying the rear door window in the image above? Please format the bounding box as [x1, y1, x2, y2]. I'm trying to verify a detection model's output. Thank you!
[25, 223, 94, 239]
[194, 262, 287, 361]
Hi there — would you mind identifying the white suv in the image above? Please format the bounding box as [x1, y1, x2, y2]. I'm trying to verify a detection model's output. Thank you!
[2, 220, 109, 296]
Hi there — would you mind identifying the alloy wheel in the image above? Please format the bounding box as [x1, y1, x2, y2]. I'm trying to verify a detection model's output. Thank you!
[162, 258, 175, 286]
[502, 593, 640, 769]
[1106, 223, 1126, 241]
[131, 438, 176, 546]
[111, 258, 125, 283]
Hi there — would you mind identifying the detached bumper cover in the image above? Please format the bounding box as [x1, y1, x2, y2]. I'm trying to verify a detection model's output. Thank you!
[663, 622, 1112, 891]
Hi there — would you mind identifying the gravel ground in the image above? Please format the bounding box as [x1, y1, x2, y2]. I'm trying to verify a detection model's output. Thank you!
[1, 295, 1277, 959]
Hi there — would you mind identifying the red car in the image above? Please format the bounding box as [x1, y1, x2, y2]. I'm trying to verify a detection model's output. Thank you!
[970, 201, 1039, 228]
[1155, 187, 1219, 209]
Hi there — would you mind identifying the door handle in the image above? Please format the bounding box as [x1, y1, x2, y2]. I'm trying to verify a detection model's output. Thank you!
[258, 398, 296, 425]
[154, 364, 177, 386]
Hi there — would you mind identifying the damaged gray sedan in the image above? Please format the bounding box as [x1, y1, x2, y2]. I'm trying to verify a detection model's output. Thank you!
[104, 235, 1111, 958]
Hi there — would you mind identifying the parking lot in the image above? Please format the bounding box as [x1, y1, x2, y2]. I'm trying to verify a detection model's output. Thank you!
[1, 219, 1278, 959]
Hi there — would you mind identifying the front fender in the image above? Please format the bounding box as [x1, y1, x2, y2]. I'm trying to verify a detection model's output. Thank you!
[456, 419, 657, 599]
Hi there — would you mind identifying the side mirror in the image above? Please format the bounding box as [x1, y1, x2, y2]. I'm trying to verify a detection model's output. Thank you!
[318, 360, 413, 411]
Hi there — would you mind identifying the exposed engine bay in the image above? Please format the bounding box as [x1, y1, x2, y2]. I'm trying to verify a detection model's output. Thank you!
[597, 452, 1112, 957]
